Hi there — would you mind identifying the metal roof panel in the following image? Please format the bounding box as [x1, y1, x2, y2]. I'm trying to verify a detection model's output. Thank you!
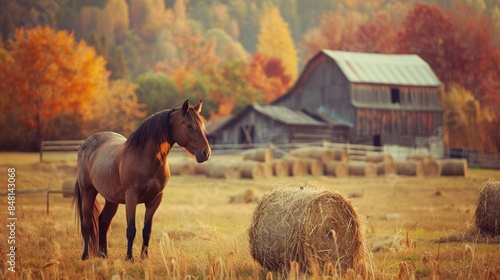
[322, 50, 441, 86]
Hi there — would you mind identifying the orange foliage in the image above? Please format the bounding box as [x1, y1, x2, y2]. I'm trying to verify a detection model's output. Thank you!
[0, 26, 109, 143]
[245, 52, 292, 103]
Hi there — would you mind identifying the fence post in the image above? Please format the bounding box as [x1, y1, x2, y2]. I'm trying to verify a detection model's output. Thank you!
[40, 140, 43, 162]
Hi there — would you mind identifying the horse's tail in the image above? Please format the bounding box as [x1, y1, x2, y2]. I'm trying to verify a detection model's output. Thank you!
[72, 180, 101, 254]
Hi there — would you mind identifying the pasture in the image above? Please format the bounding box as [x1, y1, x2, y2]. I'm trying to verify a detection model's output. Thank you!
[0, 152, 499, 279]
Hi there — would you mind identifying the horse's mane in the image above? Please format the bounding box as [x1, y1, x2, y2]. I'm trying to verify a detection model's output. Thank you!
[124, 106, 205, 162]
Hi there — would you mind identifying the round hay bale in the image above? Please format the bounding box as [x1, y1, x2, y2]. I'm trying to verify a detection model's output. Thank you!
[439, 159, 468, 177]
[407, 154, 432, 162]
[229, 188, 260, 204]
[375, 162, 397, 175]
[169, 160, 195, 176]
[62, 179, 75, 198]
[289, 147, 334, 164]
[421, 158, 441, 177]
[242, 148, 273, 163]
[330, 149, 349, 164]
[475, 181, 500, 236]
[395, 161, 424, 176]
[348, 162, 377, 177]
[261, 163, 273, 178]
[249, 187, 367, 276]
[240, 161, 265, 179]
[272, 159, 289, 177]
[282, 156, 308, 177]
[303, 158, 324, 176]
[324, 161, 348, 177]
[206, 162, 240, 179]
[365, 153, 393, 164]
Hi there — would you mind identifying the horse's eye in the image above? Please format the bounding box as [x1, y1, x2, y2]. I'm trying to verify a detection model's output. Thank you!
[187, 124, 194, 129]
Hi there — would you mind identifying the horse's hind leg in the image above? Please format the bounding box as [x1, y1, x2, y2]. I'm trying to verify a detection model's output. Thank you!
[80, 187, 98, 260]
[98, 200, 119, 258]
[141, 192, 163, 259]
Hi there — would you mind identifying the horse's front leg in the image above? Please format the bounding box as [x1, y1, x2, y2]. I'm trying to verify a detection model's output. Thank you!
[141, 192, 163, 259]
[125, 195, 139, 261]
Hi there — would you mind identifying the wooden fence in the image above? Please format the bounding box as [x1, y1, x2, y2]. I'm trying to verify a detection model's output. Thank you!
[39, 140, 499, 169]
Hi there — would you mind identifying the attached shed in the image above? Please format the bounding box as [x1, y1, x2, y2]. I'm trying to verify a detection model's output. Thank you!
[207, 104, 349, 145]
[273, 50, 443, 147]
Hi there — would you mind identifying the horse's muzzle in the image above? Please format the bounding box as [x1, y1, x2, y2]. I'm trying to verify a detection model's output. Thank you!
[195, 149, 210, 163]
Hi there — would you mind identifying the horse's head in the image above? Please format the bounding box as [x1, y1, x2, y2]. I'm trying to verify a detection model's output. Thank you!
[173, 99, 211, 163]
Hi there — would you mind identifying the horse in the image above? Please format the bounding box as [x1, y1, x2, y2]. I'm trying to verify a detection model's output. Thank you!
[73, 99, 210, 261]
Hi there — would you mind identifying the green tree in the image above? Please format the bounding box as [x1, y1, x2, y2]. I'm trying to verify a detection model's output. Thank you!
[135, 72, 182, 116]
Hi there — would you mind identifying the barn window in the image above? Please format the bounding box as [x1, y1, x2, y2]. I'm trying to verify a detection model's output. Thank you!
[391, 88, 400, 103]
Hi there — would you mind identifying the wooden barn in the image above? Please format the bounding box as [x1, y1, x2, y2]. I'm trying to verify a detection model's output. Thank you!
[206, 104, 349, 145]
[273, 50, 443, 147]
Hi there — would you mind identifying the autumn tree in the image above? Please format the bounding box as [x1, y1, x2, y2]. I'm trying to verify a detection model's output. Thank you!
[397, 3, 463, 87]
[85, 80, 146, 136]
[0, 26, 109, 150]
[441, 85, 496, 153]
[257, 5, 299, 80]
[245, 52, 292, 103]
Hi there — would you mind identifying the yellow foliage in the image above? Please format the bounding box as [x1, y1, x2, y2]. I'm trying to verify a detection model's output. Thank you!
[442, 85, 496, 152]
[257, 6, 298, 80]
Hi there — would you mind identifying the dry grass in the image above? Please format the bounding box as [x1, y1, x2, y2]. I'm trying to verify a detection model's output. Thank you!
[0, 153, 500, 279]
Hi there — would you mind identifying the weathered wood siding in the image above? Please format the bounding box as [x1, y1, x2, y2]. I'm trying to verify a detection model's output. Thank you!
[213, 109, 290, 144]
[351, 84, 440, 108]
[274, 55, 356, 126]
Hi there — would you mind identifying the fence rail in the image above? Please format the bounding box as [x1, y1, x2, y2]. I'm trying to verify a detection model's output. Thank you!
[39, 140, 499, 169]
[40, 140, 85, 162]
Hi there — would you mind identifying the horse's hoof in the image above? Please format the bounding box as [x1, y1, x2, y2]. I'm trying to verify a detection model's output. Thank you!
[98, 252, 107, 258]
[126, 256, 134, 262]
[81, 254, 89, 261]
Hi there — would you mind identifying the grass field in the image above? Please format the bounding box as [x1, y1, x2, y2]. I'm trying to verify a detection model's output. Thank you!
[0, 152, 499, 279]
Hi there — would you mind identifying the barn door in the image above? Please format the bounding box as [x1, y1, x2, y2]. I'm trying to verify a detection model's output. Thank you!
[239, 125, 255, 144]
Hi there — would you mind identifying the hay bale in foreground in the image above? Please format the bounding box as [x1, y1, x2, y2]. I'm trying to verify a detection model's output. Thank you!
[242, 148, 273, 163]
[375, 162, 397, 175]
[249, 187, 366, 276]
[439, 159, 468, 177]
[240, 161, 265, 179]
[205, 162, 240, 179]
[282, 157, 307, 177]
[348, 162, 377, 177]
[303, 158, 324, 176]
[365, 153, 393, 163]
[289, 147, 334, 163]
[475, 181, 500, 236]
[395, 161, 423, 176]
[169, 160, 196, 176]
[324, 161, 348, 177]
[62, 179, 75, 198]
[421, 158, 441, 177]
[272, 159, 289, 177]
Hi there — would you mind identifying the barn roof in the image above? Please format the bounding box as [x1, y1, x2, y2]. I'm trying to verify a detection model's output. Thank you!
[322, 50, 441, 86]
[206, 104, 334, 135]
[252, 104, 325, 125]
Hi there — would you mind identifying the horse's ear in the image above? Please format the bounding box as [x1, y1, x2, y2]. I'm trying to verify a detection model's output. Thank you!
[182, 99, 190, 116]
[193, 100, 202, 113]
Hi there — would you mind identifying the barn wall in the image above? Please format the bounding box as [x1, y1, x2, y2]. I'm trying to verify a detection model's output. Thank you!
[217, 110, 290, 145]
[351, 84, 441, 108]
[274, 55, 356, 125]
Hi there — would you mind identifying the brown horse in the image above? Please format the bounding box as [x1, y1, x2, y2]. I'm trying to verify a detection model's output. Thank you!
[73, 99, 210, 261]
